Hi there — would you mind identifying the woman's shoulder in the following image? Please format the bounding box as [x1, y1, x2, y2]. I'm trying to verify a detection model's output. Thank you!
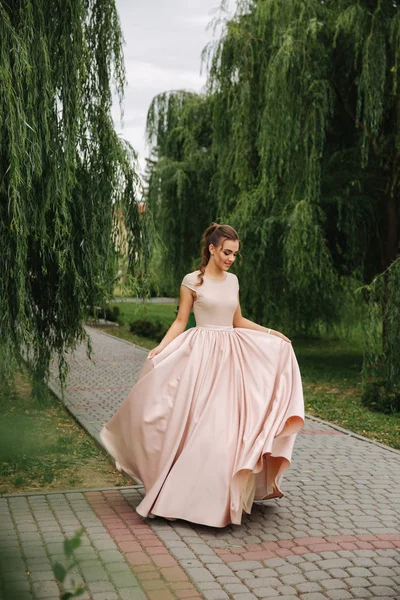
[181, 270, 201, 290]
[227, 272, 239, 285]
[182, 270, 201, 282]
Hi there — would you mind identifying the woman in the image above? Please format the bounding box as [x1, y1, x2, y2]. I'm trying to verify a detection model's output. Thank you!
[101, 223, 304, 527]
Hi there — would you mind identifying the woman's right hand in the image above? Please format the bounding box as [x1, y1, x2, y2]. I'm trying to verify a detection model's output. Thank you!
[148, 345, 164, 360]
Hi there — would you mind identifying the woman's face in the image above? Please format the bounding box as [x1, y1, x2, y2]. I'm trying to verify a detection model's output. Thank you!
[209, 239, 240, 271]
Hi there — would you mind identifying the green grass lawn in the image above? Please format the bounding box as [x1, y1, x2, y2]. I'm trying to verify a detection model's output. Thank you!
[0, 370, 130, 494]
[104, 301, 399, 450]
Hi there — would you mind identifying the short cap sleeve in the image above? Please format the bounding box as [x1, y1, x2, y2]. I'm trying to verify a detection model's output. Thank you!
[181, 272, 198, 292]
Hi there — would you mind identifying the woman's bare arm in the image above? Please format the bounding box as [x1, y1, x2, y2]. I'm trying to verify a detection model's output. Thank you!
[148, 285, 195, 358]
[233, 300, 291, 343]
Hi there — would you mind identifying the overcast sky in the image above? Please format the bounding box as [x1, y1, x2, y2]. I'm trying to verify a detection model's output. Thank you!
[113, 0, 236, 175]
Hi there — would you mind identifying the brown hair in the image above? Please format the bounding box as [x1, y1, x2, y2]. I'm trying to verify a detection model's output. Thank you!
[196, 222, 240, 286]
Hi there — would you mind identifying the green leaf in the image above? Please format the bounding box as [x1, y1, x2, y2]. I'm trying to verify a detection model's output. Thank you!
[63, 530, 83, 557]
[61, 593, 74, 600]
[63, 539, 73, 557]
[53, 562, 66, 583]
[74, 587, 86, 597]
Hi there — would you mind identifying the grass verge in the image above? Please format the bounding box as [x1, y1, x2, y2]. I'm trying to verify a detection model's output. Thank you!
[295, 338, 399, 450]
[103, 302, 399, 450]
[0, 370, 131, 494]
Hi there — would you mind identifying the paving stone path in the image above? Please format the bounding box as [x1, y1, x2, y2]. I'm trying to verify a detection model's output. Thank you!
[1, 327, 399, 600]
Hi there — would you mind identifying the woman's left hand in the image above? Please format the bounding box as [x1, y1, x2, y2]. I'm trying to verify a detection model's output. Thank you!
[270, 329, 291, 343]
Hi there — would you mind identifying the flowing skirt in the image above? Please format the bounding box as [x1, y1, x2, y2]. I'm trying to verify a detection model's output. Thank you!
[100, 325, 304, 528]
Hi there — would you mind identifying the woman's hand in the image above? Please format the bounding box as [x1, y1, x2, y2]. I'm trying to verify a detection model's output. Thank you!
[148, 345, 164, 360]
[270, 329, 291, 343]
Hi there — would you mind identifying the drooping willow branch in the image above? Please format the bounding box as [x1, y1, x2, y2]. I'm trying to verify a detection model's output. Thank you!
[0, 0, 148, 393]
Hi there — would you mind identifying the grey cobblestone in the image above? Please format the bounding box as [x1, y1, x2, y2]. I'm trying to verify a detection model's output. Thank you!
[304, 570, 331, 582]
[251, 569, 276, 578]
[371, 566, 396, 576]
[368, 586, 398, 597]
[276, 585, 297, 595]
[326, 591, 353, 600]
[202, 590, 230, 600]
[347, 566, 373, 577]
[329, 568, 348, 579]
[344, 576, 371, 587]
[217, 576, 242, 585]
[375, 557, 398, 567]
[282, 572, 309, 585]
[229, 562, 263, 571]
[108, 571, 139, 588]
[224, 584, 252, 594]
[180, 558, 204, 568]
[207, 563, 234, 577]
[234, 571, 254, 580]
[296, 582, 323, 593]
[351, 557, 376, 567]
[369, 575, 398, 586]
[251, 589, 280, 598]
[189, 543, 218, 555]
[170, 547, 197, 560]
[275, 564, 301, 575]
[185, 567, 216, 582]
[321, 579, 347, 590]
[31, 580, 60, 598]
[196, 582, 225, 591]
[351, 588, 373, 598]
[119, 590, 147, 600]
[318, 559, 353, 569]
[80, 566, 112, 582]
[246, 577, 281, 589]
[200, 555, 224, 564]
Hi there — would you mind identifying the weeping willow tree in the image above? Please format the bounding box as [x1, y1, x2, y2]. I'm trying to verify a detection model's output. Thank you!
[203, 0, 400, 410]
[145, 90, 217, 293]
[0, 0, 146, 392]
[146, 0, 400, 411]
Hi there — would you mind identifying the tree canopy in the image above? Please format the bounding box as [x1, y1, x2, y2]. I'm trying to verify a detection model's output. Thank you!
[145, 90, 217, 290]
[0, 0, 146, 391]
[146, 0, 400, 410]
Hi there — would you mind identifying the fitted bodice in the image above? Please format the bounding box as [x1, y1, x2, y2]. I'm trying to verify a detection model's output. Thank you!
[181, 270, 239, 327]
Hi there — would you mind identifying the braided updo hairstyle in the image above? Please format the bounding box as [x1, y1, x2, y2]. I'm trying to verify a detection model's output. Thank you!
[196, 223, 240, 286]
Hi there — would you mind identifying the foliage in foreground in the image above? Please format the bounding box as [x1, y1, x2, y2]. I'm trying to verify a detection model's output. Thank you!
[0, 0, 148, 393]
[145, 0, 400, 410]
[53, 529, 85, 600]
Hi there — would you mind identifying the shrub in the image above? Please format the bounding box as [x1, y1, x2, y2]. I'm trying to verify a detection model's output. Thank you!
[86, 305, 121, 323]
[129, 318, 167, 342]
[362, 380, 400, 414]
[104, 306, 120, 322]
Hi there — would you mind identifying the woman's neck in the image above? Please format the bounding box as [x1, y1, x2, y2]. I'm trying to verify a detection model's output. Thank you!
[204, 263, 226, 280]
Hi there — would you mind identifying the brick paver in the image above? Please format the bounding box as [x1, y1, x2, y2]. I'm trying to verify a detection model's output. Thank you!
[1, 326, 399, 599]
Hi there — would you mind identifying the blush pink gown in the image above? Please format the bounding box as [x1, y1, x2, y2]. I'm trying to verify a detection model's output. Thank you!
[100, 270, 304, 527]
